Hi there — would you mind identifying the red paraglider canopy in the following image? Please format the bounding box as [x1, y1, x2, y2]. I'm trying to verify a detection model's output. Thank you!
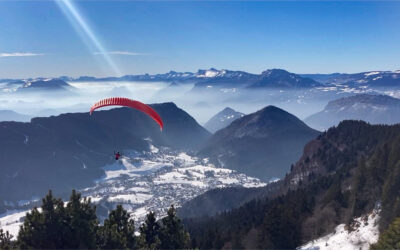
[90, 97, 164, 131]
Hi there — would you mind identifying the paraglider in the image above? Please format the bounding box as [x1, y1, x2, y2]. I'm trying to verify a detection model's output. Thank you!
[89, 97, 164, 130]
[90, 97, 164, 161]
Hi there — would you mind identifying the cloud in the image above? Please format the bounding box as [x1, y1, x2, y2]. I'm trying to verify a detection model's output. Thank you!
[94, 51, 149, 56]
[0, 52, 44, 57]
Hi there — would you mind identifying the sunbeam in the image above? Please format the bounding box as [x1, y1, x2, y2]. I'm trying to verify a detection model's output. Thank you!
[56, 0, 121, 76]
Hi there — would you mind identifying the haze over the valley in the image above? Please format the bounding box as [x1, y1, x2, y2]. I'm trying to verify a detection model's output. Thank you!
[2, 68, 400, 127]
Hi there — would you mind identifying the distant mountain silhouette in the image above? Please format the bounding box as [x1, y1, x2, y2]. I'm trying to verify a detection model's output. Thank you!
[305, 94, 400, 130]
[192, 68, 321, 90]
[18, 78, 73, 91]
[198, 105, 320, 180]
[204, 107, 245, 133]
[7, 69, 400, 89]
[248, 69, 322, 88]
[53, 68, 324, 90]
[302, 70, 400, 87]
[0, 110, 31, 122]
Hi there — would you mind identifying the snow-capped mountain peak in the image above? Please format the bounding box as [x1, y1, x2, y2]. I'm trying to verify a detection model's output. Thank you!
[196, 68, 226, 78]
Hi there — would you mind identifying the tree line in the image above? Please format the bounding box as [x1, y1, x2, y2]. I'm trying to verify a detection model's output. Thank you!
[0, 190, 190, 249]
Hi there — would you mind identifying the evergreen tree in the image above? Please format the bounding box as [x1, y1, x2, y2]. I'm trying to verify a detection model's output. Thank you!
[13, 189, 193, 249]
[18, 190, 69, 249]
[138, 211, 161, 249]
[201, 227, 216, 249]
[212, 227, 224, 249]
[371, 217, 400, 250]
[231, 230, 244, 250]
[0, 229, 13, 250]
[97, 205, 136, 249]
[65, 190, 98, 249]
[159, 205, 190, 249]
[17, 190, 99, 249]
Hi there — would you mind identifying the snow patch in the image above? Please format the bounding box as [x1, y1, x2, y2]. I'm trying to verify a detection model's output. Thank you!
[0, 209, 41, 237]
[364, 71, 381, 76]
[86, 196, 103, 203]
[299, 209, 380, 250]
[107, 193, 153, 204]
[23, 135, 29, 145]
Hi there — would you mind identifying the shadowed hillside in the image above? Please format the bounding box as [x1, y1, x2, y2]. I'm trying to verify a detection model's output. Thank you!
[199, 106, 320, 180]
[0, 103, 210, 202]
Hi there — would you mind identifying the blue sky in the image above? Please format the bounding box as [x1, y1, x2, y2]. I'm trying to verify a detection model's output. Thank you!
[0, 1, 399, 78]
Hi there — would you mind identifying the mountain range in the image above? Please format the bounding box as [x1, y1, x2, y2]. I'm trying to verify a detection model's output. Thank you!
[59, 68, 400, 88]
[189, 69, 323, 90]
[3, 69, 400, 99]
[302, 70, 400, 87]
[2, 69, 400, 91]
[66, 68, 323, 90]
[305, 94, 400, 130]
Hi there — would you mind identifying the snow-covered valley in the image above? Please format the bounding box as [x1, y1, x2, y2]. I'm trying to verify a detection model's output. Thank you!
[0, 143, 266, 237]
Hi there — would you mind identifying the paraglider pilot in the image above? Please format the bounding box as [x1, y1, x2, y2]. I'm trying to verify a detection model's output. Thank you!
[114, 151, 121, 160]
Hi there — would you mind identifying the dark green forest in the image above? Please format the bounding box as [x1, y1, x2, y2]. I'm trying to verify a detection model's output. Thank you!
[0, 190, 190, 249]
[184, 121, 400, 249]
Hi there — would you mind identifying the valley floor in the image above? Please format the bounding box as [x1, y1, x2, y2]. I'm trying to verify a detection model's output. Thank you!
[0, 143, 266, 237]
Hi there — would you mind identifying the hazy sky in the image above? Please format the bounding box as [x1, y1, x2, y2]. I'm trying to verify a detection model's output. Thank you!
[1, 0, 399, 78]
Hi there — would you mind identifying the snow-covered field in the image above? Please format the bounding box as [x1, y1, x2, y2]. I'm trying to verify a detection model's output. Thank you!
[0, 210, 29, 237]
[84, 146, 266, 224]
[299, 209, 380, 250]
[0, 143, 266, 237]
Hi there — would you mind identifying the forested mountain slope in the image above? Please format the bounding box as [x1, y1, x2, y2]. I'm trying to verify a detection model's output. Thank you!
[184, 121, 400, 249]
[199, 106, 319, 180]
